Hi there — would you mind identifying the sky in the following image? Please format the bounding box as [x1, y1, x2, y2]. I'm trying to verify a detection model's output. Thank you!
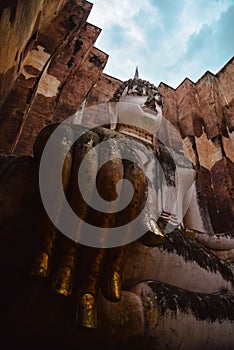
[88, 0, 234, 88]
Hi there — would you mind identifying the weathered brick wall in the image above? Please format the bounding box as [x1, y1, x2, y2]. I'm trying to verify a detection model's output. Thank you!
[157, 58, 234, 233]
[0, 0, 107, 154]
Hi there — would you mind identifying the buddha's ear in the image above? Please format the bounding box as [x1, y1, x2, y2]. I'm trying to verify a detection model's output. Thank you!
[108, 101, 118, 130]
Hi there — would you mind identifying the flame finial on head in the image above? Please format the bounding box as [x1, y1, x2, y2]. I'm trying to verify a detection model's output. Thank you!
[110, 68, 163, 106]
[134, 66, 139, 79]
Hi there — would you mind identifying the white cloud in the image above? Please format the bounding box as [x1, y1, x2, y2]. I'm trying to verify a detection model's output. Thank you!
[88, 0, 160, 43]
[88, 0, 160, 28]
[88, 0, 234, 87]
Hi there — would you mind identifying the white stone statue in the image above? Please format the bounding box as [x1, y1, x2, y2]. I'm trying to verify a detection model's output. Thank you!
[108, 68, 213, 237]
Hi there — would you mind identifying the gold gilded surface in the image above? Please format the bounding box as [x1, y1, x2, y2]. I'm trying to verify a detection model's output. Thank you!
[31, 251, 49, 277]
[62, 151, 72, 190]
[108, 271, 121, 302]
[184, 228, 196, 238]
[31, 226, 57, 277]
[77, 293, 97, 329]
[140, 219, 166, 246]
[86, 249, 106, 296]
[140, 231, 165, 246]
[52, 267, 73, 296]
[52, 238, 78, 296]
[31, 150, 72, 279]
[75, 248, 106, 328]
[101, 246, 125, 302]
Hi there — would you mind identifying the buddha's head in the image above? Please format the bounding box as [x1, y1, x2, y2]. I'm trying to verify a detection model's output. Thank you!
[109, 68, 163, 142]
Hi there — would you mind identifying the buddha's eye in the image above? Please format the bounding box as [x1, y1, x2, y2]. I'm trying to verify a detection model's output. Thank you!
[144, 98, 156, 109]
[155, 94, 163, 106]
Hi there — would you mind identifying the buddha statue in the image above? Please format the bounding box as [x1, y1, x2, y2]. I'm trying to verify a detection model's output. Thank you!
[0, 70, 233, 350]
[108, 68, 213, 236]
[29, 69, 214, 329]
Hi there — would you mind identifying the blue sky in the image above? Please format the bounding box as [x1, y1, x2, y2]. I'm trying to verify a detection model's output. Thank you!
[88, 0, 234, 88]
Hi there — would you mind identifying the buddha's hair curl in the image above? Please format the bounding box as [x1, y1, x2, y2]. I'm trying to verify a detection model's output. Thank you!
[109, 78, 163, 106]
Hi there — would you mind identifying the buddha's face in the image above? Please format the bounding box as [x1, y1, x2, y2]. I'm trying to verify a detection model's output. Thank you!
[120, 83, 163, 117]
[115, 83, 163, 136]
